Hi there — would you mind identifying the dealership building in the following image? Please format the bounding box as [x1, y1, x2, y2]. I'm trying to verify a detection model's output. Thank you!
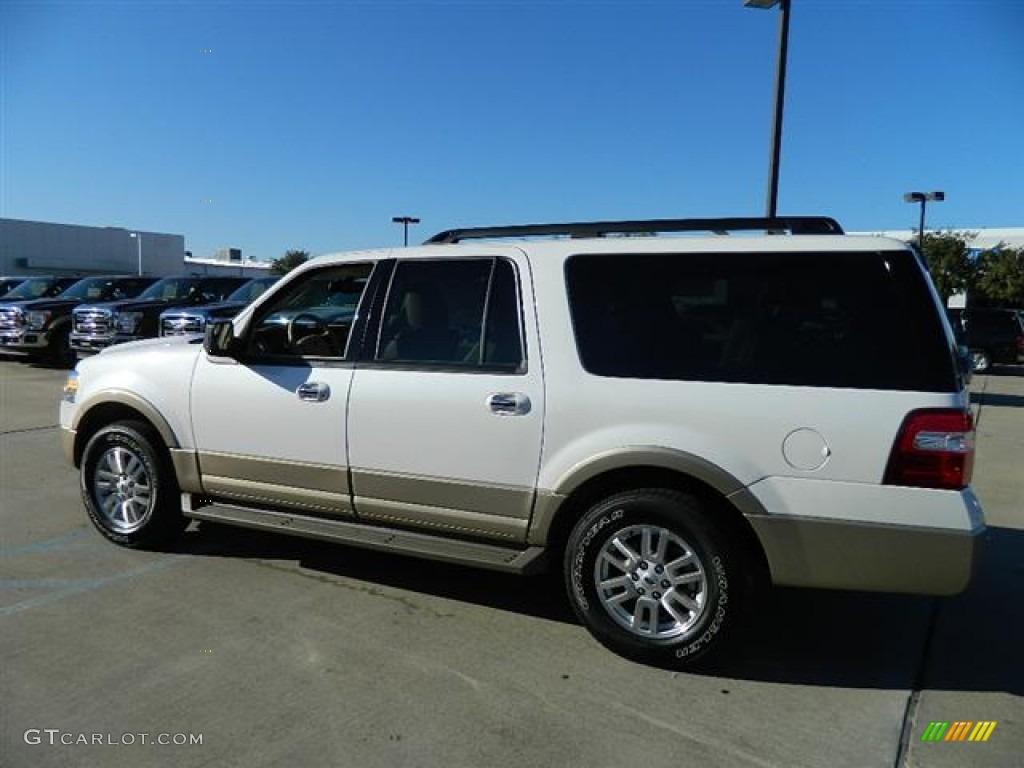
[0, 218, 269, 278]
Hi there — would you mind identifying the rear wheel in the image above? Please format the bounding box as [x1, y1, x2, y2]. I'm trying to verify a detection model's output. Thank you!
[564, 488, 746, 667]
[80, 421, 185, 548]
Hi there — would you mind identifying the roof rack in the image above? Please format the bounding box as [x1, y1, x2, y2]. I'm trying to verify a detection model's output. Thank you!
[425, 216, 844, 244]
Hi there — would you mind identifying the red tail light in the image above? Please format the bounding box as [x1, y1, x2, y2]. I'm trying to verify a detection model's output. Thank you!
[884, 409, 974, 490]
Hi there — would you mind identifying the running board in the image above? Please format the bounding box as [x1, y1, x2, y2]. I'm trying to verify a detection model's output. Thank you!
[184, 500, 547, 574]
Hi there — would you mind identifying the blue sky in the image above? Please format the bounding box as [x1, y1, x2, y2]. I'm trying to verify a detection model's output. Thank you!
[2, 0, 1022, 261]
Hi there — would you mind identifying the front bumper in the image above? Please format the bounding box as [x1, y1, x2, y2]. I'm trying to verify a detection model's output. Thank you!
[0, 329, 52, 353]
[70, 333, 144, 355]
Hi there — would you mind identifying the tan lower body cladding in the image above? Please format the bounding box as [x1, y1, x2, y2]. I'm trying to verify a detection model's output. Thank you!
[193, 453, 532, 540]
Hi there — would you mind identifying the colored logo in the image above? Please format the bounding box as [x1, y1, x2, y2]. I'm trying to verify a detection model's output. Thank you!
[921, 721, 997, 742]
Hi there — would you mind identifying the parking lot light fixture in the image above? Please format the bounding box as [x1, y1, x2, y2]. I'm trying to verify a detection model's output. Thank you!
[129, 232, 142, 275]
[391, 216, 421, 247]
[744, 0, 791, 218]
[903, 191, 945, 252]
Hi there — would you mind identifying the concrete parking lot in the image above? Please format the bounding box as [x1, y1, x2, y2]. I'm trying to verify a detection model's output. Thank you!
[1, 359, 1021, 767]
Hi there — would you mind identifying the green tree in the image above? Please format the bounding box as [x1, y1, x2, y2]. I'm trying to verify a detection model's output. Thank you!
[270, 249, 311, 276]
[915, 231, 973, 305]
[973, 246, 1024, 307]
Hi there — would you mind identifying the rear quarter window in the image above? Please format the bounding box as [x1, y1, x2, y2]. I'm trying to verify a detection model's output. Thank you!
[565, 250, 957, 392]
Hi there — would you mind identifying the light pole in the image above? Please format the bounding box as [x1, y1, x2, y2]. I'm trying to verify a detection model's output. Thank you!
[391, 216, 420, 247]
[744, 0, 791, 218]
[129, 232, 143, 275]
[903, 191, 945, 253]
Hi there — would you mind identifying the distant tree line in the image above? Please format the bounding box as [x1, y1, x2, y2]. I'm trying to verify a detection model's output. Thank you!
[917, 232, 1024, 308]
[270, 249, 310, 275]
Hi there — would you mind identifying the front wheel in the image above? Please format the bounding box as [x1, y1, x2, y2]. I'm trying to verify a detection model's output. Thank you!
[48, 325, 74, 367]
[564, 488, 743, 667]
[80, 421, 185, 548]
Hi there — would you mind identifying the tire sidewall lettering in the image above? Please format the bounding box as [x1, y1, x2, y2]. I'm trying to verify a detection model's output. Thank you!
[567, 495, 734, 665]
[571, 508, 624, 611]
[675, 555, 729, 659]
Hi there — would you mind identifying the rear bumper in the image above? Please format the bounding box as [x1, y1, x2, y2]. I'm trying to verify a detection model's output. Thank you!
[743, 479, 984, 595]
[747, 514, 982, 595]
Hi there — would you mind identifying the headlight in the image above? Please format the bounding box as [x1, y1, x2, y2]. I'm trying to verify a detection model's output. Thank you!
[26, 310, 52, 330]
[114, 311, 143, 334]
[62, 371, 79, 403]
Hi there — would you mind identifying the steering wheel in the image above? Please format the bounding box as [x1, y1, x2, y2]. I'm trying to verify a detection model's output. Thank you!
[286, 312, 327, 349]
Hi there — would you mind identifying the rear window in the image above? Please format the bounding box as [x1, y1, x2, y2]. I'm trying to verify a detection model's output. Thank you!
[565, 250, 957, 391]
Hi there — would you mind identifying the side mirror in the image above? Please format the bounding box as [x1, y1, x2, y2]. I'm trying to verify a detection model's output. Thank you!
[204, 319, 240, 359]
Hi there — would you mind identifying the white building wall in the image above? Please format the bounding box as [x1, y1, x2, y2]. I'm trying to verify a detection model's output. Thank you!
[0, 218, 184, 276]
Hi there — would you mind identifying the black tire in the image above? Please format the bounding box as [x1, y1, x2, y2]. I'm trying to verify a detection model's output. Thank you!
[48, 324, 74, 368]
[564, 488, 744, 667]
[80, 421, 185, 548]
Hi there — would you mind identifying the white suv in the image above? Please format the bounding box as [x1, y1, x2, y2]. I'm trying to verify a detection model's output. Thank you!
[60, 217, 984, 666]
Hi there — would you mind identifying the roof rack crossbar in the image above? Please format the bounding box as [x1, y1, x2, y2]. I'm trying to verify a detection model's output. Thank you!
[425, 216, 843, 244]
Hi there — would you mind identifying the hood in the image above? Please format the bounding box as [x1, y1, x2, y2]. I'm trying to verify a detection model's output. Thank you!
[161, 300, 246, 319]
[95, 333, 201, 357]
[3, 296, 84, 312]
[75, 297, 196, 313]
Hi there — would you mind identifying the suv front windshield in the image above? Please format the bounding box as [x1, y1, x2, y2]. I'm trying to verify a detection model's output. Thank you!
[227, 277, 277, 303]
[4, 279, 58, 300]
[138, 278, 203, 301]
[58, 278, 122, 300]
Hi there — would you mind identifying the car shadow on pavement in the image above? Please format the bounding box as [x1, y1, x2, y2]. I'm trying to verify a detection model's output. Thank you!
[177, 522, 576, 625]
[174, 522, 1022, 694]
[971, 391, 1024, 408]
[988, 364, 1024, 377]
[701, 525, 1022, 694]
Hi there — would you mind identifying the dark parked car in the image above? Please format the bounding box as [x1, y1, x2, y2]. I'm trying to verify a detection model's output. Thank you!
[948, 308, 1024, 373]
[0, 276, 83, 356]
[70, 275, 249, 357]
[159, 276, 279, 337]
[0, 276, 157, 365]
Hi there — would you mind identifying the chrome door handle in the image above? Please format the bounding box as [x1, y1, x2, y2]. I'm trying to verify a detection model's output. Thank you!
[487, 392, 531, 416]
[296, 382, 331, 402]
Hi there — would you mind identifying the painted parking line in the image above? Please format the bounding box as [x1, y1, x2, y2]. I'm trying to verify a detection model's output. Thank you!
[0, 557, 183, 617]
[0, 528, 93, 557]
